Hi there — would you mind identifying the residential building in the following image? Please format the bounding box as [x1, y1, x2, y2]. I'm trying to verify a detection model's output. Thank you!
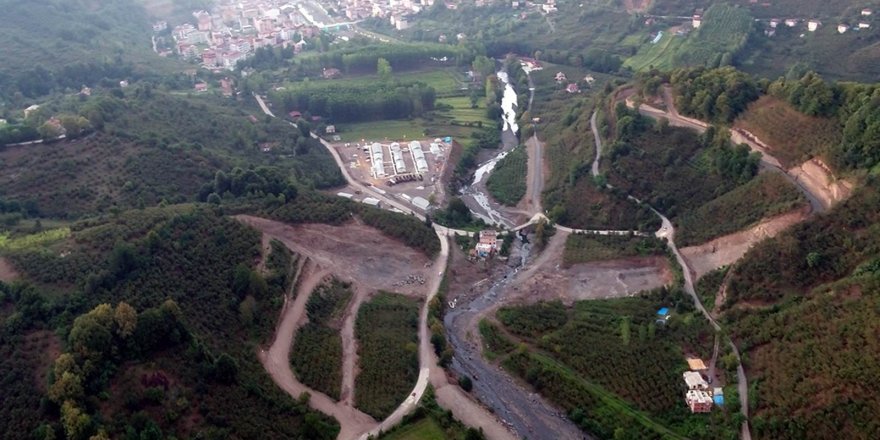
[683, 371, 709, 390]
[785, 18, 798, 27]
[566, 83, 579, 93]
[475, 230, 498, 257]
[686, 390, 713, 413]
[808, 20, 821, 32]
[554, 72, 567, 83]
[862, 8, 873, 16]
[859, 22, 871, 29]
[838, 24, 850, 33]
[325, 125, 336, 134]
[687, 358, 707, 371]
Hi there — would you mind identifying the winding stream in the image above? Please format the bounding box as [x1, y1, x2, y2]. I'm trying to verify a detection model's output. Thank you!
[460, 69, 521, 228]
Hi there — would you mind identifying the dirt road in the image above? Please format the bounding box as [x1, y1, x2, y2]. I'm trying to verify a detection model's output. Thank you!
[258, 259, 379, 440]
[340, 286, 369, 406]
[591, 110, 753, 440]
[680, 208, 809, 279]
[523, 134, 545, 215]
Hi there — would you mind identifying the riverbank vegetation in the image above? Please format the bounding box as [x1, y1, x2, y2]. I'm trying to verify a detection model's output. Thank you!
[355, 293, 420, 419]
[486, 145, 527, 206]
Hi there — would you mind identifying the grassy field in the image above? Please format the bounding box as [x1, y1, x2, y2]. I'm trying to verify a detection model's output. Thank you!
[625, 31, 687, 72]
[486, 145, 527, 206]
[382, 418, 447, 440]
[435, 96, 492, 124]
[290, 278, 352, 400]
[625, 4, 753, 71]
[335, 120, 429, 142]
[394, 69, 466, 96]
[355, 292, 420, 419]
[562, 233, 667, 266]
[675, 173, 807, 247]
[734, 96, 843, 168]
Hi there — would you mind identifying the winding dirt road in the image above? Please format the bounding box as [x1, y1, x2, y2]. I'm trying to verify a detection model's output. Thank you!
[590, 110, 753, 440]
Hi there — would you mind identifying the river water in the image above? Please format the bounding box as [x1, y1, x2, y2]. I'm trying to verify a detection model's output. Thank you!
[460, 70, 520, 228]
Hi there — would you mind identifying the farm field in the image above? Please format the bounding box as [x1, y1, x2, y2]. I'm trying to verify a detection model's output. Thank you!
[734, 96, 843, 168]
[625, 4, 753, 71]
[562, 233, 666, 266]
[674, 173, 807, 247]
[355, 292, 420, 419]
[625, 32, 686, 72]
[486, 145, 527, 206]
[290, 278, 352, 400]
[494, 294, 739, 439]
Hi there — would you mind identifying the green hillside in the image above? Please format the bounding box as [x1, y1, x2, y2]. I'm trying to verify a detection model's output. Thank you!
[0, 0, 181, 101]
[0, 89, 343, 219]
[626, 4, 754, 71]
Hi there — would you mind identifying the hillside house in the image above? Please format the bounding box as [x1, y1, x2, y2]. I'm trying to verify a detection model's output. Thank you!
[859, 22, 871, 29]
[784, 18, 798, 27]
[322, 67, 342, 79]
[838, 24, 850, 33]
[686, 390, 713, 413]
[555, 72, 567, 83]
[325, 125, 336, 134]
[808, 20, 821, 32]
[566, 83, 580, 93]
[194, 82, 209, 92]
[863, 8, 873, 16]
[770, 18, 780, 28]
[475, 230, 498, 258]
[683, 371, 709, 390]
[289, 110, 302, 119]
[692, 14, 702, 28]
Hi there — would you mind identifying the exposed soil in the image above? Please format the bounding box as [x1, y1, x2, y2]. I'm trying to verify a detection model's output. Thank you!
[239, 216, 443, 440]
[236, 216, 432, 296]
[680, 208, 809, 280]
[0, 256, 21, 282]
[788, 158, 854, 211]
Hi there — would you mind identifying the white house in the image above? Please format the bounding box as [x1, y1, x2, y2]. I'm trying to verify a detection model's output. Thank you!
[808, 20, 821, 32]
[784, 19, 798, 27]
[683, 371, 709, 391]
[692, 14, 702, 28]
[862, 8, 873, 16]
[859, 22, 871, 29]
[838, 24, 850, 33]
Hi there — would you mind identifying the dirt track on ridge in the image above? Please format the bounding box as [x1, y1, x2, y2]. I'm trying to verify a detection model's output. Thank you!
[680, 208, 809, 280]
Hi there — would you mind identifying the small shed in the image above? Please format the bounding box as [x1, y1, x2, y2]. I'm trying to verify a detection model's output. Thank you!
[687, 358, 708, 371]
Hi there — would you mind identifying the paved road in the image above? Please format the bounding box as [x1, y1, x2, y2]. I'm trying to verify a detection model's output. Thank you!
[592, 105, 753, 440]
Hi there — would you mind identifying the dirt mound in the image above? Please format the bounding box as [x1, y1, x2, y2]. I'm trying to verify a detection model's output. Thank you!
[681, 208, 809, 280]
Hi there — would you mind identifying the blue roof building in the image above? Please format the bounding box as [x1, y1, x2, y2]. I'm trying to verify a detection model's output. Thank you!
[714, 394, 724, 405]
[657, 307, 669, 317]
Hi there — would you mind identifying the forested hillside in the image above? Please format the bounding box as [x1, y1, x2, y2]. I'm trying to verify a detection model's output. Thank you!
[0, 207, 340, 439]
[0, 0, 181, 101]
[0, 88, 342, 218]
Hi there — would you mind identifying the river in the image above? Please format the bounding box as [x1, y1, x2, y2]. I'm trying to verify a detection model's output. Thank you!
[459, 69, 521, 228]
[443, 241, 588, 440]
